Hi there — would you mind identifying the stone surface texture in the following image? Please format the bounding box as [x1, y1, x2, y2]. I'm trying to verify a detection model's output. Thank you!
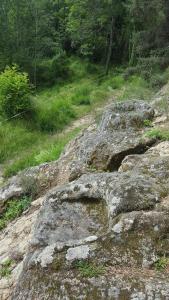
[1, 100, 169, 299]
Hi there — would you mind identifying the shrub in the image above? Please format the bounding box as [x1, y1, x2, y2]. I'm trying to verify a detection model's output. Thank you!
[21, 176, 39, 198]
[71, 86, 91, 105]
[36, 52, 69, 86]
[0, 65, 32, 118]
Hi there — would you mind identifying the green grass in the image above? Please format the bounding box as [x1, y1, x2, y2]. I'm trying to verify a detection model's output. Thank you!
[0, 121, 44, 164]
[0, 57, 155, 178]
[75, 261, 105, 278]
[34, 99, 75, 132]
[143, 119, 153, 127]
[153, 98, 169, 116]
[145, 128, 169, 140]
[118, 76, 153, 101]
[155, 257, 169, 271]
[4, 127, 81, 178]
[0, 196, 32, 230]
[0, 259, 13, 278]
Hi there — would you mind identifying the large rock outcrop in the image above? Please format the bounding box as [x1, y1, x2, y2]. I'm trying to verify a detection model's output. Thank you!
[1, 100, 169, 299]
[11, 139, 169, 299]
[0, 101, 155, 212]
[1, 101, 166, 299]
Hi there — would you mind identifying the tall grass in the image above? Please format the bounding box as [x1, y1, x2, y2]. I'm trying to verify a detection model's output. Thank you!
[1, 57, 155, 178]
[118, 76, 153, 101]
[35, 99, 75, 132]
[4, 127, 81, 178]
[0, 121, 44, 163]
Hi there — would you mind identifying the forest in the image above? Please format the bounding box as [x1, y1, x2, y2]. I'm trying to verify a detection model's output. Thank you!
[0, 0, 169, 83]
[0, 0, 169, 177]
[2, 1, 169, 297]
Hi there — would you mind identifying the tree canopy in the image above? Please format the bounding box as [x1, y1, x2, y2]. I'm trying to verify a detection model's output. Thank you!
[0, 0, 168, 84]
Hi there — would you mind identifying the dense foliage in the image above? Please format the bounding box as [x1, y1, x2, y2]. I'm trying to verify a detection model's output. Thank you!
[0, 1, 168, 180]
[0, 0, 169, 85]
[0, 65, 31, 118]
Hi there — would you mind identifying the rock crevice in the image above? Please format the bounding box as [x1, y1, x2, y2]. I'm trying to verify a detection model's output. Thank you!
[1, 100, 169, 299]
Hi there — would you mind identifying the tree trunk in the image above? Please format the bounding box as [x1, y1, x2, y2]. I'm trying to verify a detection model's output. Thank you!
[105, 16, 114, 75]
[34, 7, 38, 89]
[129, 30, 136, 66]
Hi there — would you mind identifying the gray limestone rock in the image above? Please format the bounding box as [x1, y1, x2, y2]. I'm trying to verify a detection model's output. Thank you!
[0, 101, 155, 212]
[12, 140, 169, 299]
[2, 101, 169, 299]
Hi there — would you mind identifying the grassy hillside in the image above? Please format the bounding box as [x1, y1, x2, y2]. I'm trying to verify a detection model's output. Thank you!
[0, 58, 155, 178]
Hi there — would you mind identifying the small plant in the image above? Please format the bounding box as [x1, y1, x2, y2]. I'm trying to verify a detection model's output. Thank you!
[21, 175, 39, 198]
[88, 164, 98, 172]
[75, 261, 105, 278]
[71, 86, 91, 106]
[155, 98, 169, 117]
[0, 196, 32, 230]
[0, 259, 13, 278]
[143, 119, 152, 127]
[155, 256, 169, 271]
[145, 129, 169, 141]
[110, 75, 125, 90]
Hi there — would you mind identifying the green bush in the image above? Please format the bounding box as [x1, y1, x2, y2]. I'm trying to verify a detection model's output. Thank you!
[36, 52, 69, 86]
[0, 65, 32, 118]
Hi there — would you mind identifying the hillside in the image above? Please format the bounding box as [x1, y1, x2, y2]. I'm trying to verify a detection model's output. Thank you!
[1, 1, 169, 299]
[0, 80, 169, 298]
[0, 58, 155, 180]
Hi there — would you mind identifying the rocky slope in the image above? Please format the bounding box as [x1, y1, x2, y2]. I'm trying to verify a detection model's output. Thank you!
[1, 100, 169, 299]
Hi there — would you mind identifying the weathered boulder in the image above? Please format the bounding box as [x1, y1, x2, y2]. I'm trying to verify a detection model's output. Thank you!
[11, 140, 169, 299]
[0, 197, 44, 300]
[0, 101, 155, 212]
[2, 100, 169, 299]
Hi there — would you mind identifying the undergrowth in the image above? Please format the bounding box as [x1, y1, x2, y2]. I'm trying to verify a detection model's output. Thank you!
[0, 196, 32, 230]
[4, 127, 81, 178]
[0, 57, 155, 177]
[0, 259, 14, 278]
[145, 128, 169, 141]
[75, 261, 105, 278]
[155, 256, 169, 271]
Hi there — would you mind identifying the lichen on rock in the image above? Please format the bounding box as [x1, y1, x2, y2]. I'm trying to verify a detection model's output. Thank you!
[1, 100, 169, 299]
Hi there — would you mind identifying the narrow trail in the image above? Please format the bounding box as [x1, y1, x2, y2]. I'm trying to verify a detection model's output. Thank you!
[54, 96, 115, 138]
